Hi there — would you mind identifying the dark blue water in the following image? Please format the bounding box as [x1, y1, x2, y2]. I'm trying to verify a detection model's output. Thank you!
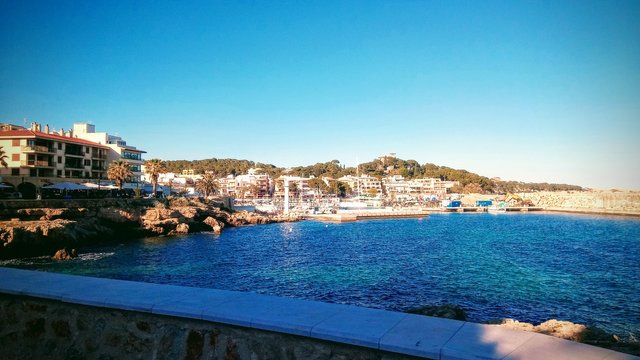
[3, 213, 640, 339]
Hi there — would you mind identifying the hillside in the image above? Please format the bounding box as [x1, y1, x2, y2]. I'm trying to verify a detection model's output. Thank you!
[164, 157, 583, 194]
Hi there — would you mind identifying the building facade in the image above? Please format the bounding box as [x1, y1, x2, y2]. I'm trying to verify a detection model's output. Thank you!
[72, 123, 146, 182]
[0, 123, 110, 198]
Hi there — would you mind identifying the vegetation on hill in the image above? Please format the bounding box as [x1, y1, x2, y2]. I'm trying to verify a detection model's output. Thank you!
[163, 156, 583, 194]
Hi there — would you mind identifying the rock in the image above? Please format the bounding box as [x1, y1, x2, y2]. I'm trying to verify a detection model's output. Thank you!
[0, 198, 301, 259]
[407, 304, 468, 321]
[175, 223, 189, 234]
[52, 247, 77, 260]
[203, 217, 224, 234]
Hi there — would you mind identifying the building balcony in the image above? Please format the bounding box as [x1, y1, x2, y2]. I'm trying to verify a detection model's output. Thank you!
[65, 164, 86, 170]
[20, 160, 54, 167]
[64, 152, 86, 158]
[21, 145, 54, 153]
[91, 153, 107, 160]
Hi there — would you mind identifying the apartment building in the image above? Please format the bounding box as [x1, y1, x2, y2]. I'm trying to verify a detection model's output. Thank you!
[217, 175, 237, 196]
[0, 123, 109, 198]
[337, 175, 383, 197]
[72, 123, 146, 182]
[235, 171, 271, 198]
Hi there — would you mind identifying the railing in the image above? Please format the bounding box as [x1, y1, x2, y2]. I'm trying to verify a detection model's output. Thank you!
[20, 160, 53, 167]
[92, 153, 107, 159]
[64, 152, 85, 157]
[64, 164, 86, 170]
[21, 145, 53, 153]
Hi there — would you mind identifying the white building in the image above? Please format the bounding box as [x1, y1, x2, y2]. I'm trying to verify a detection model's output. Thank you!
[73, 123, 146, 182]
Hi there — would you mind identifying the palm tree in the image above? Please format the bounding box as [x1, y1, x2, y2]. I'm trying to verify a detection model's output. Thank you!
[0, 146, 8, 168]
[107, 160, 132, 189]
[195, 173, 219, 198]
[144, 158, 166, 196]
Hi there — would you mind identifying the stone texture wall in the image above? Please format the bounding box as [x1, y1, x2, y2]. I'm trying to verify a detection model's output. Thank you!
[523, 190, 640, 215]
[0, 294, 423, 360]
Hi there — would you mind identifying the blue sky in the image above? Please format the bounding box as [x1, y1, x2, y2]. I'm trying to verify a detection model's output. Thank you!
[1, 1, 639, 189]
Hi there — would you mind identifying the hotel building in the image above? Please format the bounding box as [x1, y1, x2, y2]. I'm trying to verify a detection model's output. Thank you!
[0, 123, 110, 198]
[72, 123, 146, 182]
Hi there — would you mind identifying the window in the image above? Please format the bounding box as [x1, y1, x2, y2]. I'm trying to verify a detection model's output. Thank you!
[12, 154, 19, 161]
[12, 139, 20, 146]
[85, 147, 89, 153]
[58, 156, 62, 163]
[58, 143, 62, 150]
[12, 168, 19, 175]
[57, 170, 62, 177]
[84, 159, 91, 166]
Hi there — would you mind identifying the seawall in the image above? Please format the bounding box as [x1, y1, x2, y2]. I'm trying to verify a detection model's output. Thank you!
[1, 267, 635, 360]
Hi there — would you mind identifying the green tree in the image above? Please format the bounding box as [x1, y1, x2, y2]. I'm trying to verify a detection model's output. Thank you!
[195, 173, 219, 198]
[307, 177, 327, 197]
[0, 146, 8, 168]
[107, 160, 132, 189]
[463, 182, 484, 194]
[144, 159, 167, 196]
[288, 182, 299, 198]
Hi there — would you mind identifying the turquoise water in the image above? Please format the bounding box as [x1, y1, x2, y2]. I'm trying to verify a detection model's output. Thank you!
[3, 213, 640, 340]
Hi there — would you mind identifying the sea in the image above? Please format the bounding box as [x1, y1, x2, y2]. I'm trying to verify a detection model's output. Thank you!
[3, 212, 639, 341]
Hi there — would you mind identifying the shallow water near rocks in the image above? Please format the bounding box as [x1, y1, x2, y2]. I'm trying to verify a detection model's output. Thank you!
[4, 213, 640, 340]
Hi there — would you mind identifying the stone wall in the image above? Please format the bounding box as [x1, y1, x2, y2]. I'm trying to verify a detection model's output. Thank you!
[523, 190, 640, 215]
[0, 294, 420, 360]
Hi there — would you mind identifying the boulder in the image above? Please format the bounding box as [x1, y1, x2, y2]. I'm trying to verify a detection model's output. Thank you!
[407, 304, 468, 321]
[175, 223, 190, 234]
[203, 217, 224, 234]
[52, 247, 77, 260]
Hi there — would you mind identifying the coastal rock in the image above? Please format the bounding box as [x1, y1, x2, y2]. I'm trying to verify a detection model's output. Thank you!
[497, 319, 589, 342]
[97, 207, 141, 223]
[0, 198, 300, 259]
[494, 318, 639, 355]
[226, 211, 274, 227]
[143, 218, 179, 236]
[52, 247, 77, 260]
[175, 223, 190, 234]
[407, 304, 468, 321]
[203, 217, 224, 234]
[14, 208, 88, 221]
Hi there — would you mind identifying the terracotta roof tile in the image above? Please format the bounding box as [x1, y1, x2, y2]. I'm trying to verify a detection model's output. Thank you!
[0, 129, 110, 149]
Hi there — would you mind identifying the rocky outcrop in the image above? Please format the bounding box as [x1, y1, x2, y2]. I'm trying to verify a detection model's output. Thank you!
[495, 318, 639, 356]
[0, 198, 301, 259]
[407, 304, 639, 356]
[406, 304, 468, 321]
[52, 247, 77, 260]
[203, 217, 224, 234]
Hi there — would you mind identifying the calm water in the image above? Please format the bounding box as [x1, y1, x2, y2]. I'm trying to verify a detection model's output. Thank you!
[4, 213, 640, 339]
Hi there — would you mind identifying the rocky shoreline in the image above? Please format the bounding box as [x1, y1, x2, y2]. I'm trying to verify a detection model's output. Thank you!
[0, 198, 300, 260]
[408, 304, 639, 356]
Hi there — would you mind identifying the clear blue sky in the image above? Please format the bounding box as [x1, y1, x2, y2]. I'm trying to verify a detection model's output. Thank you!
[1, 1, 639, 189]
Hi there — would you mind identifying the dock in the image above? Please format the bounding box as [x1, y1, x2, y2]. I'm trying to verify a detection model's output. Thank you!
[442, 206, 544, 213]
[305, 210, 431, 223]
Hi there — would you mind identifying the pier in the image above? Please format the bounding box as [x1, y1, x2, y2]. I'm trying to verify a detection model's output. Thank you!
[442, 206, 544, 213]
[306, 210, 431, 222]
